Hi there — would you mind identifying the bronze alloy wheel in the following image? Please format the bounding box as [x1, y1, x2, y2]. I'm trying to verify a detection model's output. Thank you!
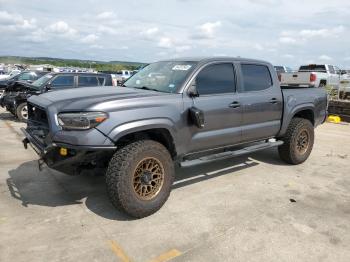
[133, 157, 165, 200]
[296, 129, 309, 155]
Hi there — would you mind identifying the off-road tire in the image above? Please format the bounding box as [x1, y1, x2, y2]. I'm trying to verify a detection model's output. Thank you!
[16, 102, 28, 122]
[106, 140, 174, 218]
[278, 117, 314, 165]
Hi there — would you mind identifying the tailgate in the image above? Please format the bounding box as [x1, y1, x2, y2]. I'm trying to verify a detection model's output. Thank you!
[281, 72, 311, 85]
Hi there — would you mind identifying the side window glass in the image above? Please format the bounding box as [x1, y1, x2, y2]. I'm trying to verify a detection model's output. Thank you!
[196, 63, 235, 95]
[78, 76, 99, 87]
[18, 73, 32, 81]
[51, 76, 75, 88]
[328, 66, 335, 74]
[241, 64, 272, 92]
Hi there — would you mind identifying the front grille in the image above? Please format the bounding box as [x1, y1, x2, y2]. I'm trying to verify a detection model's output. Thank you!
[28, 103, 49, 126]
[27, 102, 50, 145]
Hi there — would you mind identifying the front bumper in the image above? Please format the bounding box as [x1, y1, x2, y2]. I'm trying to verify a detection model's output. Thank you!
[21, 127, 117, 174]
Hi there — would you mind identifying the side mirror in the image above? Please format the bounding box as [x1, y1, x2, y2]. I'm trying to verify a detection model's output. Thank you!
[45, 83, 51, 91]
[188, 81, 199, 98]
[189, 106, 205, 128]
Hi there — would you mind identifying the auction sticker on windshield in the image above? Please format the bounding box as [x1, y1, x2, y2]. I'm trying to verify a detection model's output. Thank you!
[172, 65, 192, 71]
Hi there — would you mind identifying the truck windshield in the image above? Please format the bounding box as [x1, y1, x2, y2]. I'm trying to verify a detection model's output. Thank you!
[31, 74, 53, 90]
[123, 61, 197, 93]
[299, 65, 327, 72]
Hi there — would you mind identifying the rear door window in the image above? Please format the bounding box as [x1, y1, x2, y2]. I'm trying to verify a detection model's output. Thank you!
[78, 76, 99, 87]
[241, 64, 273, 92]
[196, 63, 236, 95]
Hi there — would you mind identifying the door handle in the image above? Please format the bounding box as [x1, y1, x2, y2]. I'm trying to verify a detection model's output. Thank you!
[269, 98, 278, 104]
[229, 101, 240, 108]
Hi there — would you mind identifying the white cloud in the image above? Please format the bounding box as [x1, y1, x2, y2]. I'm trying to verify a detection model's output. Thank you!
[192, 21, 222, 39]
[81, 34, 99, 44]
[280, 26, 346, 45]
[46, 21, 77, 37]
[20, 29, 46, 43]
[97, 25, 118, 35]
[0, 11, 36, 30]
[89, 44, 103, 49]
[282, 54, 295, 59]
[253, 43, 264, 51]
[175, 45, 191, 53]
[279, 36, 297, 44]
[299, 26, 345, 38]
[96, 11, 115, 20]
[140, 27, 159, 37]
[158, 37, 173, 48]
[318, 55, 332, 61]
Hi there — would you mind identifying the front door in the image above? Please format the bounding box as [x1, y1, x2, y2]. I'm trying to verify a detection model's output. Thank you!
[49, 75, 75, 91]
[186, 63, 242, 153]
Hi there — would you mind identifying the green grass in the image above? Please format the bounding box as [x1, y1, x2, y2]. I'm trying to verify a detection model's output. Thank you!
[0, 56, 147, 72]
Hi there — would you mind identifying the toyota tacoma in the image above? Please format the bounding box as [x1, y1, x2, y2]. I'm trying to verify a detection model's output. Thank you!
[21, 57, 328, 218]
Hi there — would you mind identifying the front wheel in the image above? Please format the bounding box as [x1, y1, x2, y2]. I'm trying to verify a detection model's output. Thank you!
[16, 102, 28, 122]
[106, 140, 174, 218]
[278, 118, 314, 165]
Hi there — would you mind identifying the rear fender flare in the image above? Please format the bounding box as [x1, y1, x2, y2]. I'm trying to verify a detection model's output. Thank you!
[278, 103, 315, 136]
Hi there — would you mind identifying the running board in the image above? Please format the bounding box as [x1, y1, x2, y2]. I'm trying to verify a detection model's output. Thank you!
[180, 140, 283, 167]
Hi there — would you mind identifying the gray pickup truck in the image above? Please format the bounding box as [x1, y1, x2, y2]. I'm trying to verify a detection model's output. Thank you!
[22, 57, 328, 218]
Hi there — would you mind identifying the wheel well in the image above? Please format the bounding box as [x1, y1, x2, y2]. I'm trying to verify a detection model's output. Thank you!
[116, 128, 177, 158]
[293, 109, 315, 125]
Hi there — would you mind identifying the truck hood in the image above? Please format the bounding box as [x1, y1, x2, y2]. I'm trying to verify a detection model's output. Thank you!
[5, 81, 37, 92]
[28, 86, 172, 111]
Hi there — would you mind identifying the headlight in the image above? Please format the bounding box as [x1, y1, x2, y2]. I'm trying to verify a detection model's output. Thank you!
[57, 112, 108, 130]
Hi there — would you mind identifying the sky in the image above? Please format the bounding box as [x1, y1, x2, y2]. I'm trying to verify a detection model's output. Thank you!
[0, 0, 350, 68]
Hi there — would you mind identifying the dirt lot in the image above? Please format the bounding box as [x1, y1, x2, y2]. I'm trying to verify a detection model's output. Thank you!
[0, 107, 349, 262]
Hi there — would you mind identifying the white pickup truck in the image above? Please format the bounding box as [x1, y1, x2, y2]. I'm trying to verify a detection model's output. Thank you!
[280, 64, 340, 89]
[115, 70, 133, 86]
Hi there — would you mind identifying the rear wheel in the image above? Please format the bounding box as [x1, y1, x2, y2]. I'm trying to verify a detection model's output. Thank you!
[278, 117, 314, 165]
[106, 140, 174, 218]
[16, 103, 28, 122]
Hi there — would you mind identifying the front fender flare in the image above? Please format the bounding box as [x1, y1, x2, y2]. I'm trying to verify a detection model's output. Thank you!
[106, 118, 178, 146]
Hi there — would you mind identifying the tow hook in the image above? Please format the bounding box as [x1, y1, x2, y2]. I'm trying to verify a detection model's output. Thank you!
[22, 138, 29, 149]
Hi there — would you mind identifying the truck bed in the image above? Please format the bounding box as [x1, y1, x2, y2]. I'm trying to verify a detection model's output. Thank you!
[279, 86, 328, 136]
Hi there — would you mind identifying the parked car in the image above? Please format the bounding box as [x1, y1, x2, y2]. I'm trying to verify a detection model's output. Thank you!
[274, 66, 293, 74]
[280, 64, 340, 88]
[115, 70, 133, 86]
[0, 69, 21, 80]
[0, 72, 113, 122]
[22, 57, 327, 218]
[0, 70, 48, 102]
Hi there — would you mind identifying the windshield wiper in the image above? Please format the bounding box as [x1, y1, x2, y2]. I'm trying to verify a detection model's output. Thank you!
[139, 86, 160, 92]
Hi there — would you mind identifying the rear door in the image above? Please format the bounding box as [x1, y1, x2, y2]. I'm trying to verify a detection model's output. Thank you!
[77, 75, 100, 87]
[186, 62, 242, 152]
[238, 63, 283, 142]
